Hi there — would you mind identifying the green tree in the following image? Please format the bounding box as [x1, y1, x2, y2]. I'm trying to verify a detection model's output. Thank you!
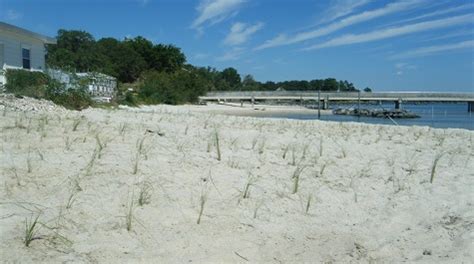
[47, 30, 102, 71]
[124, 36, 155, 68]
[322, 78, 339, 91]
[150, 44, 186, 73]
[219, 67, 241, 90]
[138, 69, 211, 104]
[242, 74, 260, 90]
[96, 38, 147, 83]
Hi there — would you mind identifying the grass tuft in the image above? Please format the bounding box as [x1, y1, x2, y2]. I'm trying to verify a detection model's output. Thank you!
[72, 118, 81, 131]
[197, 179, 210, 224]
[292, 166, 306, 194]
[430, 153, 445, 183]
[126, 193, 135, 231]
[282, 144, 289, 159]
[138, 181, 153, 206]
[305, 194, 312, 214]
[24, 214, 41, 247]
[214, 130, 221, 161]
[197, 192, 207, 224]
[242, 173, 256, 199]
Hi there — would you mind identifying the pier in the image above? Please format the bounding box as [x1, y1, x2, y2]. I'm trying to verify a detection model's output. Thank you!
[199, 91, 474, 112]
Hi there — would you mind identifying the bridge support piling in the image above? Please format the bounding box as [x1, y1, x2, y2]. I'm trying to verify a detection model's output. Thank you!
[395, 99, 403, 110]
[468, 102, 474, 112]
[318, 90, 321, 119]
[251, 96, 255, 108]
[357, 91, 361, 116]
[323, 97, 329, 110]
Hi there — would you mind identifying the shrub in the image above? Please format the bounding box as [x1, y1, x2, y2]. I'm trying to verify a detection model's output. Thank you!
[5, 69, 49, 98]
[48, 85, 93, 110]
[119, 90, 138, 106]
[5, 69, 93, 110]
[138, 69, 209, 105]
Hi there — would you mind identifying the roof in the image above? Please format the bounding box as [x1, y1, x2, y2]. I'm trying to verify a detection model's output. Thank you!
[0, 22, 56, 44]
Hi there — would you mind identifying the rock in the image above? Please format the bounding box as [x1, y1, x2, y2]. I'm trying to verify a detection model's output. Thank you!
[333, 107, 420, 119]
[0, 93, 68, 114]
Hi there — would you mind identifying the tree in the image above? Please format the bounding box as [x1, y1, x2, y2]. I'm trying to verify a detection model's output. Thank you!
[124, 36, 154, 68]
[242, 74, 260, 90]
[150, 44, 186, 73]
[138, 69, 212, 104]
[261, 81, 276, 91]
[96, 38, 147, 83]
[322, 78, 338, 91]
[219, 67, 241, 90]
[364, 87, 372, 92]
[47, 30, 102, 71]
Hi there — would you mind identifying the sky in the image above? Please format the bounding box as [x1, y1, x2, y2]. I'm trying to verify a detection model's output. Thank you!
[1, 0, 473, 92]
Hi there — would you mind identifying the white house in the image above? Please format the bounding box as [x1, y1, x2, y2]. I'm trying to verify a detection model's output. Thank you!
[1, 22, 116, 101]
[0, 22, 56, 86]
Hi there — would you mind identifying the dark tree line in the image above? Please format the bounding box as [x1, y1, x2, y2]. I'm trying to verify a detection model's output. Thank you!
[46, 29, 364, 104]
[47, 30, 186, 83]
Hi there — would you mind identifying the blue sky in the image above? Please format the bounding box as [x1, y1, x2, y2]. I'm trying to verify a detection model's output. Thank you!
[1, 0, 473, 91]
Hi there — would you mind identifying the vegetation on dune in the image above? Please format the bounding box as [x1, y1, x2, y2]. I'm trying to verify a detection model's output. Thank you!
[137, 69, 210, 104]
[44, 30, 362, 103]
[5, 69, 92, 110]
[6, 29, 364, 107]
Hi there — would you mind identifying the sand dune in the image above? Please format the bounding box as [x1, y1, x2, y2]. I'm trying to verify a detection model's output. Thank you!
[1, 96, 473, 263]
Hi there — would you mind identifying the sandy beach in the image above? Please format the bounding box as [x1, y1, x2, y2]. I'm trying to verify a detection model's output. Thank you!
[1, 95, 473, 263]
[190, 102, 333, 118]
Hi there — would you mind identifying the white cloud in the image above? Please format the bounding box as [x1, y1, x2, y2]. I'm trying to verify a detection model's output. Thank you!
[224, 22, 263, 46]
[191, 0, 246, 30]
[193, 53, 210, 60]
[391, 40, 474, 59]
[421, 29, 473, 42]
[256, 0, 423, 50]
[216, 47, 245, 61]
[320, 0, 372, 24]
[395, 62, 417, 70]
[395, 62, 417, 75]
[6, 9, 22, 20]
[303, 14, 473, 50]
[388, 3, 474, 26]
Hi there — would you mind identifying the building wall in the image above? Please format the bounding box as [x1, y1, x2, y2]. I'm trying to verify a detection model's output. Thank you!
[0, 29, 47, 85]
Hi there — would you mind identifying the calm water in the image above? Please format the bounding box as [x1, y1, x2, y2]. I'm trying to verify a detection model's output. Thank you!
[269, 102, 473, 130]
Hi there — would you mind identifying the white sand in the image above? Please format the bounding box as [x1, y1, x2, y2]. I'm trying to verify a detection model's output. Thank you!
[190, 102, 333, 117]
[1, 97, 473, 263]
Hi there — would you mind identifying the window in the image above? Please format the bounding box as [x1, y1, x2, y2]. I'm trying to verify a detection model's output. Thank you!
[22, 48, 31, 69]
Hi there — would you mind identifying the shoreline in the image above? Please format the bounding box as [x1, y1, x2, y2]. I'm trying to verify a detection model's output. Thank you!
[184, 102, 473, 131]
[188, 102, 333, 117]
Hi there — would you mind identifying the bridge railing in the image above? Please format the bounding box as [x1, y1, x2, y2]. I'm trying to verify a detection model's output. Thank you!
[204, 91, 474, 99]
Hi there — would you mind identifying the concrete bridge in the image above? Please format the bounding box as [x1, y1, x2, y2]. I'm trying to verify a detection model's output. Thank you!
[199, 91, 474, 112]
